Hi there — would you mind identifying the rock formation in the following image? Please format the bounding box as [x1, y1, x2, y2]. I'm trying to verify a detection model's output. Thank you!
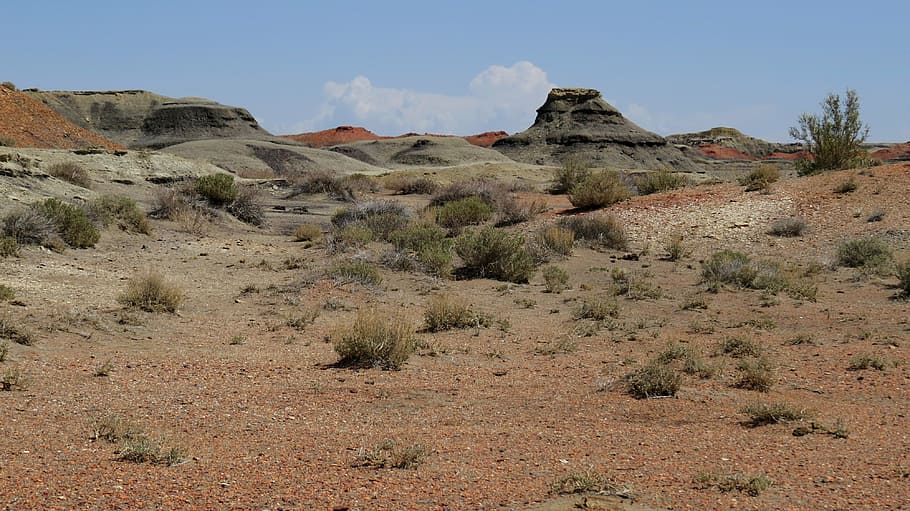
[492, 88, 700, 171]
[282, 126, 509, 148]
[666, 127, 802, 160]
[25, 90, 271, 149]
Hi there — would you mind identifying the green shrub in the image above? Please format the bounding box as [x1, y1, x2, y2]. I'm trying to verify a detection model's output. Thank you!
[118, 271, 184, 313]
[0, 236, 18, 257]
[227, 187, 265, 226]
[542, 265, 570, 293]
[897, 260, 910, 297]
[635, 170, 688, 195]
[293, 223, 323, 242]
[2, 208, 57, 246]
[741, 401, 809, 426]
[47, 161, 92, 188]
[331, 200, 410, 240]
[719, 337, 764, 358]
[195, 174, 238, 206]
[329, 260, 382, 286]
[0, 319, 34, 346]
[848, 353, 890, 371]
[536, 225, 574, 257]
[735, 356, 775, 392]
[626, 361, 681, 399]
[550, 157, 591, 194]
[454, 227, 535, 283]
[568, 170, 631, 209]
[790, 89, 869, 174]
[768, 217, 806, 237]
[0, 284, 13, 302]
[329, 225, 373, 252]
[332, 311, 415, 370]
[85, 195, 151, 234]
[739, 164, 780, 192]
[695, 472, 773, 496]
[32, 199, 99, 248]
[558, 215, 627, 250]
[610, 268, 662, 300]
[423, 295, 484, 332]
[435, 196, 494, 228]
[390, 224, 453, 277]
[836, 237, 891, 270]
[574, 296, 620, 321]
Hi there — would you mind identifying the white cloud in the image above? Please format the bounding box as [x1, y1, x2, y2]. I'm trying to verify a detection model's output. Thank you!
[299, 61, 555, 135]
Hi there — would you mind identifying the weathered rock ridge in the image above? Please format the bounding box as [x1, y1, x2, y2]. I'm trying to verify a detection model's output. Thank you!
[492, 88, 700, 171]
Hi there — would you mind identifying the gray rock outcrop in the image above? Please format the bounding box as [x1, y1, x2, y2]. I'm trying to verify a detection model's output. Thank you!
[492, 88, 701, 171]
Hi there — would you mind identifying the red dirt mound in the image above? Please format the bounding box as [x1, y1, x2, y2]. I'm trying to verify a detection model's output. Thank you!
[0, 85, 123, 150]
[871, 141, 910, 161]
[282, 126, 509, 148]
[696, 144, 754, 160]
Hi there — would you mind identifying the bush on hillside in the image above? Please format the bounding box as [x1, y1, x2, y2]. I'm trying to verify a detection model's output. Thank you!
[454, 227, 535, 283]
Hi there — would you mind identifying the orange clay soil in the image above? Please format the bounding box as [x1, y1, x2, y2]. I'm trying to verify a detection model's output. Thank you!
[1, 164, 909, 511]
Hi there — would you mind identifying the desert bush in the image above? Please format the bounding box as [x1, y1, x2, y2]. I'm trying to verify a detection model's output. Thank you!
[833, 177, 858, 194]
[47, 161, 92, 188]
[635, 170, 688, 195]
[385, 174, 438, 195]
[293, 223, 323, 242]
[558, 215, 627, 250]
[31, 199, 99, 248]
[0, 367, 28, 391]
[662, 233, 690, 261]
[494, 196, 546, 227]
[0, 319, 34, 346]
[118, 271, 184, 313]
[866, 208, 885, 222]
[550, 157, 591, 195]
[568, 170, 631, 209]
[0, 136, 16, 147]
[897, 260, 910, 297]
[423, 295, 485, 332]
[228, 187, 265, 226]
[328, 225, 373, 252]
[739, 164, 780, 192]
[390, 224, 453, 277]
[542, 265, 570, 293]
[117, 435, 186, 466]
[848, 353, 890, 371]
[331, 200, 410, 240]
[574, 296, 620, 321]
[700, 250, 786, 291]
[454, 227, 535, 283]
[549, 470, 628, 496]
[626, 360, 681, 399]
[328, 260, 383, 286]
[0, 284, 13, 302]
[836, 237, 891, 270]
[657, 342, 715, 379]
[357, 439, 428, 469]
[695, 472, 773, 496]
[735, 356, 775, 392]
[195, 173, 238, 206]
[536, 225, 574, 257]
[85, 195, 151, 234]
[2, 208, 57, 246]
[435, 196, 494, 228]
[341, 173, 381, 193]
[0, 342, 7, 362]
[790, 88, 869, 174]
[332, 311, 415, 370]
[90, 414, 143, 444]
[288, 169, 350, 198]
[0, 236, 18, 257]
[1, 81, 15, 90]
[768, 217, 806, 237]
[719, 337, 764, 358]
[610, 268, 662, 300]
[431, 178, 510, 208]
[741, 401, 809, 426]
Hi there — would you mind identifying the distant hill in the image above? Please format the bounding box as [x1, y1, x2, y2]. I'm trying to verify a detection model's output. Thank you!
[281, 126, 509, 148]
[0, 84, 122, 150]
[666, 127, 804, 161]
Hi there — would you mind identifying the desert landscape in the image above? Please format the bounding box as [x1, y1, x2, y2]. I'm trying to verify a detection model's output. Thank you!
[1, 80, 909, 511]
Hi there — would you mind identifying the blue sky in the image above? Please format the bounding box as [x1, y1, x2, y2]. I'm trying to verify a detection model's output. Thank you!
[5, 1, 908, 141]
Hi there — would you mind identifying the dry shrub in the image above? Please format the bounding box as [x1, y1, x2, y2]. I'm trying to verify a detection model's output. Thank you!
[430, 178, 510, 208]
[328, 260, 383, 286]
[195, 173, 238, 206]
[635, 170, 688, 195]
[385, 174, 439, 195]
[31, 198, 99, 248]
[568, 170, 631, 209]
[331, 200, 410, 240]
[454, 226, 536, 283]
[118, 271, 184, 313]
[357, 439, 428, 469]
[341, 173, 381, 193]
[662, 233, 690, 261]
[541, 265, 570, 293]
[0, 318, 34, 346]
[700, 250, 786, 291]
[423, 294, 483, 332]
[626, 360, 681, 399]
[227, 186, 265, 226]
[739, 164, 780, 192]
[536, 225, 574, 257]
[550, 157, 591, 194]
[85, 195, 151, 234]
[558, 215, 627, 250]
[0, 236, 19, 258]
[897, 260, 910, 297]
[332, 311, 415, 370]
[734, 356, 775, 392]
[768, 217, 806, 237]
[389, 224, 453, 277]
[47, 161, 92, 188]
[288, 169, 355, 201]
[293, 223, 323, 242]
[435, 196, 494, 228]
[574, 296, 620, 321]
[836, 237, 891, 271]
[494, 196, 546, 226]
[2, 208, 57, 245]
[741, 401, 809, 426]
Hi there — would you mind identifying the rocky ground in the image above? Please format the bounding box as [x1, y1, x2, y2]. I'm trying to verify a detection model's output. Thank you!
[1, 152, 908, 510]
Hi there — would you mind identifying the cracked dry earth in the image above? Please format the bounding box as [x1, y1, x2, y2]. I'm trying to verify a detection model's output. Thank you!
[1, 164, 909, 510]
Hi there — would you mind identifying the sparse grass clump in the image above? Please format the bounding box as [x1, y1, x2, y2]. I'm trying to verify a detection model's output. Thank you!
[657, 342, 715, 379]
[848, 353, 891, 371]
[626, 360, 681, 399]
[662, 233, 690, 261]
[389, 224, 453, 277]
[741, 401, 809, 426]
[118, 271, 184, 313]
[536, 225, 574, 257]
[550, 157, 591, 194]
[227, 187, 265, 226]
[329, 260, 383, 286]
[558, 215, 627, 250]
[329, 225, 373, 252]
[0, 342, 8, 362]
[695, 472, 773, 496]
[85, 195, 151, 234]
[0, 136, 15, 147]
[541, 265, 570, 293]
[896, 260, 910, 297]
[719, 337, 764, 358]
[568, 170, 631, 209]
[435, 196, 494, 228]
[195, 173, 238, 206]
[836, 237, 892, 271]
[700, 250, 786, 292]
[575, 296, 620, 321]
[117, 436, 186, 466]
[739, 164, 780, 192]
[0, 236, 18, 258]
[454, 227, 535, 283]
[385, 174, 439, 195]
[2, 208, 57, 246]
[357, 439, 427, 469]
[635, 170, 688, 195]
[332, 311, 415, 370]
[32, 198, 100, 248]
[293, 223, 323, 242]
[610, 268, 662, 300]
[331, 200, 410, 240]
[47, 161, 92, 188]
[0, 366, 28, 391]
[768, 217, 807, 237]
[549, 470, 628, 496]
[431, 178, 510, 208]
[734, 356, 775, 392]
[423, 295, 486, 332]
[833, 177, 857, 194]
[0, 318, 35, 346]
